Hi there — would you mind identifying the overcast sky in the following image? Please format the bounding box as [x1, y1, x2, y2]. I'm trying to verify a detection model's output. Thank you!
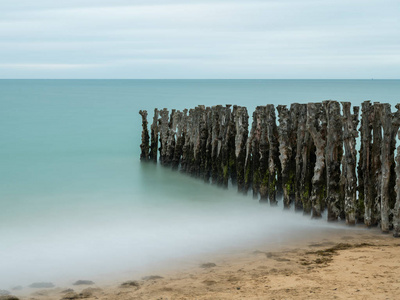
[0, 0, 399, 78]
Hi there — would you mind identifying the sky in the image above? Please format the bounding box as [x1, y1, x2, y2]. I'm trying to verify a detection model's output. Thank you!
[0, 0, 399, 79]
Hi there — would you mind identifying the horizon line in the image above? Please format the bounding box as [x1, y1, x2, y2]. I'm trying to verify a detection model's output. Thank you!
[0, 78, 399, 80]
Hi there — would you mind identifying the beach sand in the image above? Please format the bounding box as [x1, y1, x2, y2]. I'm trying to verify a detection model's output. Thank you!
[10, 226, 400, 300]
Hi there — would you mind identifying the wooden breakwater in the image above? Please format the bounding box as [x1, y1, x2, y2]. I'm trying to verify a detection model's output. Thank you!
[139, 101, 400, 236]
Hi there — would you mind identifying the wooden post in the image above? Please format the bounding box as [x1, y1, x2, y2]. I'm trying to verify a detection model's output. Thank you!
[392, 105, 400, 237]
[139, 110, 150, 161]
[244, 109, 254, 195]
[258, 106, 269, 202]
[267, 104, 280, 206]
[306, 103, 327, 218]
[220, 105, 232, 188]
[159, 108, 170, 166]
[172, 110, 184, 169]
[234, 106, 249, 193]
[341, 102, 359, 225]
[277, 105, 295, 209]
[149, 109, 159, 162]
[379, 104, 400, 232]
[211, 106, 222, 185]
[165, 109, 176, 166]
[360, 101, 375, 226]
[204, 107, 213, 183]
[295, 104, 314, 213]
[324, 101, 343, 221]
[193, 106, 207, 178]
[250, 108, 261, 198]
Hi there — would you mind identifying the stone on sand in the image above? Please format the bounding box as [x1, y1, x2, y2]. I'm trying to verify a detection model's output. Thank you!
[142, 275, 164, 280]
[29, 282, 55, 288]
[0, 296, 20, 300]
[120, 281, 140, 288]
[60, 292, 80, 300]
[200, 262, 217, 268]
[72, 280, 94, 286]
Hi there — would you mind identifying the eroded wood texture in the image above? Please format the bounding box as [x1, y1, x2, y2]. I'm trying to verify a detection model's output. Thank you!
[233, 106, 249, 193]
[341, 102, 359, 225]
[277, 105, 295, 209]
[149, 109, 159, 162]
[324, 101, 343, 221]
[306, 103, 327, 218]
[139, 110, 150, 161]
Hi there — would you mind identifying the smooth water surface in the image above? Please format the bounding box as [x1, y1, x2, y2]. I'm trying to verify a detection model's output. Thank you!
[1, 79, 399, 288]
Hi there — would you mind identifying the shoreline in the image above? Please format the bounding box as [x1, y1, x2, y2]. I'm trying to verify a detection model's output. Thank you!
[7, 225, 400, 300]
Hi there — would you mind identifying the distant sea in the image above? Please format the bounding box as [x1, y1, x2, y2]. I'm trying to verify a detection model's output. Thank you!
[1, 79, 399, 288]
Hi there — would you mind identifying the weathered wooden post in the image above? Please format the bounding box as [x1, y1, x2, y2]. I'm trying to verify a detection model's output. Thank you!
[158, 108, 170, 165]
[187, 108, 197, 175]
[181, 109, 192, 173]
[233, 106, 249, 193]
[295, 104, 314, 213]
[250, 108, 261, 198]
[392, 104, 400, 237]
[266, 104, 280, 205]
[289, 104, 301, 210]
[165, 109, 176, 166]
[341, 102, 359, 225]
[139, 110, 150, 161]
[359, 101, 375, 226]
[149, 109, 159, 162]
[356, 149, 365, 223]
[379, 104, 400, 232]
[324, 101, 343, 221]
[220, 105, 232, 188]
[258, 106, 269, 202]
[227, 106, 237, 186]
[289, 104, 300, 209]
[306, 103, 327, 218]
[172, 110, 184, 169]
[211, 105, 222, 185]
[277, 105, 295, 209]
[371, 103, 383, 225]
[198, 106, 209, 179]
[193, 107, 203, 177]
[187, 106, 206, 177]
[244, 110, 255, 194]
[204, 107, 213, 183]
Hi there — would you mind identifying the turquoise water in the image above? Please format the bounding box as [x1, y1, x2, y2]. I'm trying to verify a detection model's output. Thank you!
[1, 80, 399, 289]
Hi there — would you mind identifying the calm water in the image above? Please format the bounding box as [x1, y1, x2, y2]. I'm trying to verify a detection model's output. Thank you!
[1, 79, 399, 289]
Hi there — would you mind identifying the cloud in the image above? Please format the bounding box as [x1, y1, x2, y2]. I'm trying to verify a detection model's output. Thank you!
[0, 0, 399, 78]
[0, 63, 102, 69]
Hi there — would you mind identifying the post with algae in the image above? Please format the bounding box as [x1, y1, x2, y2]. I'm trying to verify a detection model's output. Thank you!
[233, 106, 249, 193]
[139, 100, 400, 236]
[341, 102, 359, 225]
[379, 104, 400, 232]
[149, 109, 159, 162]
[277, 105, 295, 209]
[324, 101, 344, 221]
[139, 110, 150, 161]
[306, 102, 327, 219]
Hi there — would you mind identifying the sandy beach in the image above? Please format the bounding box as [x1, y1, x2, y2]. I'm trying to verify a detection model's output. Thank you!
[5, 226, 400, 300]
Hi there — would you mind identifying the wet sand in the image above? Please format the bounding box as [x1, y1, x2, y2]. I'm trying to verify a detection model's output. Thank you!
[8, 226, 400, 300]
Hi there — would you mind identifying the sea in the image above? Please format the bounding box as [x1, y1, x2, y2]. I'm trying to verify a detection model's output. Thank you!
[1, 79, 399, 289]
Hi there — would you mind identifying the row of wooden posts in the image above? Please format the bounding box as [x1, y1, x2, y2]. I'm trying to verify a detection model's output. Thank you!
[139, 101, 400, 236]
